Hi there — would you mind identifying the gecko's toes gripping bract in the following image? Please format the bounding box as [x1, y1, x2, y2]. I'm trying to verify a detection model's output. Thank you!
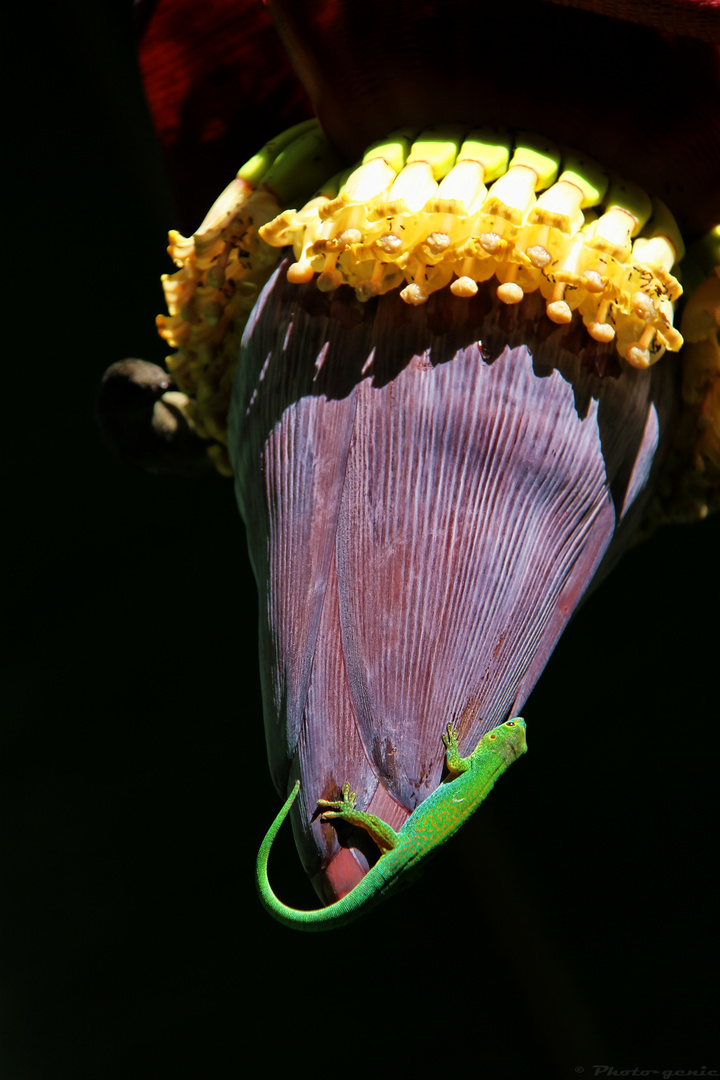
[114, 0, 719, 925]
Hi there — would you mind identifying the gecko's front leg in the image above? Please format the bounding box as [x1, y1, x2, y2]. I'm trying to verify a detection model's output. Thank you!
[442, 721, 471, 778]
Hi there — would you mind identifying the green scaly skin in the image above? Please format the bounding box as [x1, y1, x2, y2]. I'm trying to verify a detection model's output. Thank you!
[256, 718, 527, 930]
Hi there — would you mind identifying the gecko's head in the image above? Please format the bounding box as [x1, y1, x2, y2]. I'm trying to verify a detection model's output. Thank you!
[486, 718, 527, 763]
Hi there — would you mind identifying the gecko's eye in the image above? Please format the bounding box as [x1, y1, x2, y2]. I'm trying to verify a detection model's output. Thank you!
[506, 721, 515, 727]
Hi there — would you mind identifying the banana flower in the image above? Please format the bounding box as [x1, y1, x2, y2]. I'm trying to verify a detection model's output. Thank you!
[115, 0, 720, 927]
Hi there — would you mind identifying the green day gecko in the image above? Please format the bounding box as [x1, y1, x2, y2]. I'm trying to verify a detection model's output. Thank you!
[256, 718, 527, 930]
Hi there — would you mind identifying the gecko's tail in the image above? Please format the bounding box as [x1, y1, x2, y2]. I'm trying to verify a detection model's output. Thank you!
[256, 781, 373, 931]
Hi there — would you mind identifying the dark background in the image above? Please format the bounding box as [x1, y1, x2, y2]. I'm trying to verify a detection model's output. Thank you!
[4, 3, 718, 1078]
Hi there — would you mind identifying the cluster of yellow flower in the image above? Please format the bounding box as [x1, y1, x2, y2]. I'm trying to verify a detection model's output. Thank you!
[155, 121, 340, 474]
[661, 237, 720, 523]
[153, 120, 717, 518]
[261, 125, 685, 370]
[156, 178, 283, 474]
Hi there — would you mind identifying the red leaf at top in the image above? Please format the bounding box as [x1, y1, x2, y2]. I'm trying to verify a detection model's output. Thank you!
[136, 0, 311, 230]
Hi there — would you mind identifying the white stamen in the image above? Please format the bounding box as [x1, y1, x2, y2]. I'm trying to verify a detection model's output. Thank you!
[450, 276, 478, 297]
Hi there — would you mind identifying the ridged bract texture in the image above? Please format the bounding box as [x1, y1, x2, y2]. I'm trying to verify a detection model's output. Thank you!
[229, 263, 677, 903]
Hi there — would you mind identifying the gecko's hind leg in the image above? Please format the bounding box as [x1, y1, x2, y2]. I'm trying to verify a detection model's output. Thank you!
[317, 784, 399, 854]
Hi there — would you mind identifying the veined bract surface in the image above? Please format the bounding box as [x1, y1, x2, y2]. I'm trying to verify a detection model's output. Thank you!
[230, 265, 676, 904]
